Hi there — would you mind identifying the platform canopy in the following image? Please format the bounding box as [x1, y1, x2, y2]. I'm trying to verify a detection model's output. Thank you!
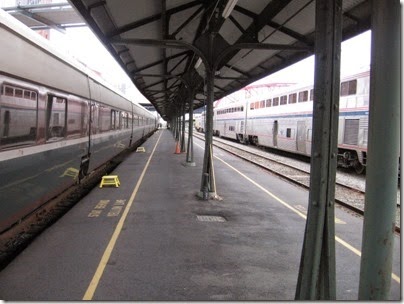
[1, 2, 85, 33]
[66, 0, 370, 121]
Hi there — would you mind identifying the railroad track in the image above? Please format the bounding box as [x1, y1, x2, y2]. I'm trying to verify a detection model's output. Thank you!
[193, 132, 401, 233]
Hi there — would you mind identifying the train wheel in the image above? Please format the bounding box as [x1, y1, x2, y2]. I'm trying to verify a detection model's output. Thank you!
[354, 161, 365, 174]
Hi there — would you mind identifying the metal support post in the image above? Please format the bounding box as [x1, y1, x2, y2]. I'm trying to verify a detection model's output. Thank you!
[172, 116, 177, 138]
[176, 112, 181, 141]
[184, 96, 196, 166]
[181, 100, 186, 152]
[199, 32, 217, 199]
[358, 0, 400, 300]
[295, 0, 341, 300]
[200, 67, 216, 198]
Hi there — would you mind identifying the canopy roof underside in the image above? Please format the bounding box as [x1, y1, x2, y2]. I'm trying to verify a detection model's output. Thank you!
[67, 0, 370, 120]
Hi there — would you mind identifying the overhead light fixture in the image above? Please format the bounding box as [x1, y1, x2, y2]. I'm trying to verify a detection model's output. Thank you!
[222, 0, 238, 19]
[194, 57, 203, 69]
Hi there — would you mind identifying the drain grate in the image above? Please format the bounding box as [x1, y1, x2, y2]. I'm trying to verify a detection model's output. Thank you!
[196, 215, 226, 222]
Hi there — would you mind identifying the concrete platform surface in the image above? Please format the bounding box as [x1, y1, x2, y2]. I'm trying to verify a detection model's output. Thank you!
[0, 129, 400, 300]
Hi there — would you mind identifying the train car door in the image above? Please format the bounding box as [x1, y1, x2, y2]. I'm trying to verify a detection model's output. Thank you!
[46, 95, 67, 141]
[296, 120, 306, 154]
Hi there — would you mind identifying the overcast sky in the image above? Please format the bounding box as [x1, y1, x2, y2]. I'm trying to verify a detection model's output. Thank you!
[252, 30, 371, 86]
[50, 27, 371, 104]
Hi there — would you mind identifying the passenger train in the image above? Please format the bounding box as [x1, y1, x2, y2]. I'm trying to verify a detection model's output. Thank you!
[0, 10, 156, 233]
[195, 70, 370, 174]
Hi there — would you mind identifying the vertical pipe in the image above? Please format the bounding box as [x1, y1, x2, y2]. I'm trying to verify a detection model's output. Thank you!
[358, 0, 400, 300]
[295, 0, 341, 300]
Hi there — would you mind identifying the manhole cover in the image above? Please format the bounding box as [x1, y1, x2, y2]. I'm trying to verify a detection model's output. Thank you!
[196, 215, 226, 222]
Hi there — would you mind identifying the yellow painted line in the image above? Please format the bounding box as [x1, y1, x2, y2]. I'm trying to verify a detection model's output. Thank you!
[195, 141, 400, 284]
[83, 130, 163, 300]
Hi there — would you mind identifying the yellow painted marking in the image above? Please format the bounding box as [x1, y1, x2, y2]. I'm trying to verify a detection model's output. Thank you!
[114, 141, 126, 149]
[46, 159, 74, 172]
[95, 200, 110, 209]
[88, 210, 102, 218]
[335, 218, 346, 225]
[83, 130, 163, 300]
[194, 141, 400, 284]
[59, 167, 79, 179]
[295, 204, 345, 224]
[114, 199, 126, 206]
[107, 206, 123, 217]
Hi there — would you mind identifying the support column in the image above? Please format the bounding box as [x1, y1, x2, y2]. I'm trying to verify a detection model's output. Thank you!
[199, 67, 216, 198]
[181, 100, 186, 152]
[358, 0, 400, 300]
[295, 0, 341, 300]
[199, 32, 217, 199]
[184, 95, 196, 166]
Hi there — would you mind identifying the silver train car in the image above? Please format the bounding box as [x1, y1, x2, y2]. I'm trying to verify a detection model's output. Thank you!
[0, 10, 156, 232]
[196, 70, 370, 174]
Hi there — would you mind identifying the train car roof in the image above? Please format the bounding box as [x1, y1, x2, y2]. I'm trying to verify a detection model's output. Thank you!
[0, 8, 153, 117]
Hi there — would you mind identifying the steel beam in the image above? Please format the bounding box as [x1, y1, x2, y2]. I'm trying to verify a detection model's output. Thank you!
[358, 0, 401, 300]
[108, 0, 202, 38]
[295, 0, 342, 300]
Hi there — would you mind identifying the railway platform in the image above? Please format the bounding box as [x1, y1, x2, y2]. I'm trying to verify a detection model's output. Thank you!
[0, 128, 400, 301]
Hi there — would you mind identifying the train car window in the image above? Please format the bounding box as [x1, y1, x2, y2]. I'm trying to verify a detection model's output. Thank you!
[286, 128, 292, 138]
[0, 85, 38, 148]
[123, 112, 129, 129]
[341, 79, 357, 96]
[280, 95, 287, 105]
[241, 106, 244, 111]
[67, 99, 88, 138]
[99, 105, 111, 132]
[310, 89, 314, 101]
[31, 92, 37, 100]
[111, 110, 116, 129]
[250, 103, 254, 110]
[255, 101, 259, 109]
[24, 91, 31, 99]
[266, 99, 272, 107]
[4, 86, 14, 96]
[289, 93, 297, 104]
[111, 110, 121, 130]
[15, 89, 23, 98]
[307, 129, 312, 141]
[46, 96, 67, 141]
[260, 100, 265, 108]
[91, 103, 99, 134]
[273, 97, 279, 106]
[298, 91, 308, 102]
[118, 111, 122, 129]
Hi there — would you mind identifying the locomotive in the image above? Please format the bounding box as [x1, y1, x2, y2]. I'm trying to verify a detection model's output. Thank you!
[0, 10, 156, 233]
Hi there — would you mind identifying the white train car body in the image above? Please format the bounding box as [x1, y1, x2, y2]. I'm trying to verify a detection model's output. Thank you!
[0, 9, 156, 232]
[212, 70, 370, 173]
